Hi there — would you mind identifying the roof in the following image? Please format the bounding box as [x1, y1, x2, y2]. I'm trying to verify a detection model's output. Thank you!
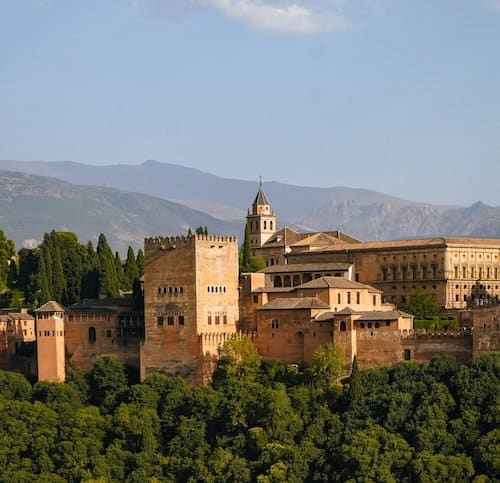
[66, 307, 116, 315]
[7, 313, 35, 320]
[251, 287, 294, 294]
[35, 301, 66, 313]
[296, 276, 379, 291]
[315, 309, 413, 321]
[313, 237, 500, 253]
[258, 297, 330, 310]
[260, 227, 305, 248]
[290, 231, 360, 248]
[260, 262, 351, 274]
[68, 297, 135, 309]
[253, 185, 270, 207]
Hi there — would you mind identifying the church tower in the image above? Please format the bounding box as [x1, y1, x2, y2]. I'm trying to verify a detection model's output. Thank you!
[246, 180, 277, 251]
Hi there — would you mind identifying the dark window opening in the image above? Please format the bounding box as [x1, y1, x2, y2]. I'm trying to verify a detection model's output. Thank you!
[167, 316, 174, 325]
[404, 349, 411, 361]
[88, 326, 96, 342]
[157, 316, 164, 326]
[179, 315, 185, 326]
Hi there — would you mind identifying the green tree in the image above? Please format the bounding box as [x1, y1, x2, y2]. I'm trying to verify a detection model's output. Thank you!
[96, 234, 120, 297]
[402, 287, 441, 319]
[0, 229, 15, 294]
[347, 355, 363, 407]
[240, 224, 266, 273]
[123, 246, 139, 291]
[215, 336, 261, 380]
[136, 249, 144, 277]
[310, 343, 344, 387]
[89, 355, 128, 413]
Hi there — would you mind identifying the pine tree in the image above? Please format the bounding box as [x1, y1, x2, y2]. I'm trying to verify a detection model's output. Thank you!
[123, 246, 139, 291]
[96, 234, 120, 297]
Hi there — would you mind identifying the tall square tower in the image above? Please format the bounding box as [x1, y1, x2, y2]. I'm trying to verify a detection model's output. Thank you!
[142, 234, 239, 384]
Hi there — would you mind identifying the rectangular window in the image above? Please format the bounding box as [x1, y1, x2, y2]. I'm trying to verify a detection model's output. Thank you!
[337, 293, 341, 304]
[253, 295, 258, 303]
[215, 315, 220, 325]
[373, 295, 377, 305]
[107, 330, 112, 338]
[454, 266, 459, 278]
[404, 349, 411, 361]
[382, 268, 388, 281]
[422, 266, 427, 279]
[412, 266, 417, 280]
[432, 265, 437, 279]
[356, 292, 360, 304]
[471, 267, 475, 278]
[392, 268, 397, 280]
[479, 267, 482, 279]
[463, 266, 467, 278]
[347, 292, 351, 304]
[158, 287, 161, 294]
[271, 319, 279, 329]
[157, 316, 163, 326]
[223, 315, 227, 325]
[167, 316, 174, 326]
[487, 267, 491, 279]
[208, 315, 212, 325]
[179, 315, 185, 326]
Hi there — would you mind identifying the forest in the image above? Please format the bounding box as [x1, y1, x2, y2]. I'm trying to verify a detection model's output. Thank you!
[0, 229, 144, 309]
[0, 347, 498, 482]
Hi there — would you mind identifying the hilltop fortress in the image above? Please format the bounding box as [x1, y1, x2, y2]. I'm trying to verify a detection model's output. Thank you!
[1, 184, 499, 384]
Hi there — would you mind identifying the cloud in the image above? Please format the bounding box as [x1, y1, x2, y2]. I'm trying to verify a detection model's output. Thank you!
[199, 0, 353, 34]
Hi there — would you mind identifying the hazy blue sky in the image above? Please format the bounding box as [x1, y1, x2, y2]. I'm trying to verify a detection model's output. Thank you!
[1, 1, 499, 206]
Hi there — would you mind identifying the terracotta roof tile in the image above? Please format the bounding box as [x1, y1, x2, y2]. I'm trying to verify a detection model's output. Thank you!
[257, 297, 330, 310]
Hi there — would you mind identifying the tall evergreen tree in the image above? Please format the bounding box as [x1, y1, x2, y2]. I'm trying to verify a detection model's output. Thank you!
[136, 249, 144, 278]
[37, 255, 51, 305]
[96, 234, 120, 297]
[0, 229, 15, 294]
[81, 241, 100, 299]
[241, 224, 252, 273]
[348, 355, 363, 407]
[115, 251, 125, 291]
[123, 246, 139, 291]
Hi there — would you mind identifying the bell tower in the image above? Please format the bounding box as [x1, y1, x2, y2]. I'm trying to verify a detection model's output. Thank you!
[246, 179, 277, 251]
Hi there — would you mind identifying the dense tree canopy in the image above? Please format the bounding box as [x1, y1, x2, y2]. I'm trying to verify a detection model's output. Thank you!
[402, 287, 442, 319]
[0, 352, 497, 482]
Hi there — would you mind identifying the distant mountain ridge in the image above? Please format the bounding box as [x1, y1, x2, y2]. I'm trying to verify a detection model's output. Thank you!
[0, 170, 240, 254]
[0, 159, 499, 243]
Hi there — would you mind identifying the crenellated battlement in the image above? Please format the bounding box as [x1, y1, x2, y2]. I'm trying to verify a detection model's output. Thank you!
[144, 234, 238, 251]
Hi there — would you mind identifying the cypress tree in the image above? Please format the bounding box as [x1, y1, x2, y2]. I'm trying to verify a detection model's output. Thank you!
[115, 251, 125, 291]
[348, 355, 363, 407]
[96, 234, 120, 297]
[37, 255, 51, 305]
[51, 247, 66, 302]
[81, 241, 100, 299]
[123, 246, 139, 291]
[136, 249, 144, 278]
[241, 224, 252, 273]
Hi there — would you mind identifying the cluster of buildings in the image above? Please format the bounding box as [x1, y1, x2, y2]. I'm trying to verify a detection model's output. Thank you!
[1, 184, 499, 385]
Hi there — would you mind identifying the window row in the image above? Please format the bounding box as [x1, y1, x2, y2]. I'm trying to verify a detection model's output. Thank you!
[88, 327, 113, 342]
[382, 265, 439, 281]
[453, 266, 499, 279]
[248, 220, 273, 231]
[157, 286, 184, 295]
[39, 330, 65, 337]
[207, 286, 227, 293]
[157, 315, 185, 326]
[207, 314, 228, 325]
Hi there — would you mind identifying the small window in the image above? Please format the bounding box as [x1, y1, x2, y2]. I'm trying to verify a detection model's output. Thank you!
[223, 315, 227, 325]
[386, 321, 390, 327]
[404, 349, 411, 361]
[356, 292, 360, 304]
[88, 326, 96, 342]
[271, 319, 279, 329]
[167, 316, 174, 325]
[157, 287, 161, 294]
[179, 315, 185, 325]
[215, 315, 220, 325]
[340, 321, 347, 331]
[208, 315, 212, 325]
[157, 316, 164, 326]
[373, 295, 376, 305]
[347, 292, 351, 304]
[375, 322, 379, 328]
[360, 322, 365, 329]
[253, 295, 258, 303]
[338, 293, 341, 304]
[106, 330, 112, 338]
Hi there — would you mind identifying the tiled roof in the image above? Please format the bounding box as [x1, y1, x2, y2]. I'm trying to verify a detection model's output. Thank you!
[69, 297, 135, 309]
[260, 262, 352, 274]
[258, 297, 330, 310]
[251, 287, 294, 293]
[35, 301, 66, 313]
[313, 237, 500, 253]
[260, 227, 305, 248]
[315, 309, 413, 321]
[297, 276, 377, 291]
[7, 313, 35, 320]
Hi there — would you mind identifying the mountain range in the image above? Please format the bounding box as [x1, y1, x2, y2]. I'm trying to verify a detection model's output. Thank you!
[0, 159, 498, 253]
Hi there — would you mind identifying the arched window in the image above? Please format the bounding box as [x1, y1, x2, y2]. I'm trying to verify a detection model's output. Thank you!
[88, 326, 96, 343]
[274, 276, 283, 288]
[340, 321, 347, 331]
[283, 275, 291, 287]
[292, 275, 301, 286]
[264, 221, 267, 229]
[270, 221, 273, 230]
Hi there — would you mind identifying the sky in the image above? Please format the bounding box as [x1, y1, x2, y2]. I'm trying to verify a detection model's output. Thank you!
[0, 0, 499, 206]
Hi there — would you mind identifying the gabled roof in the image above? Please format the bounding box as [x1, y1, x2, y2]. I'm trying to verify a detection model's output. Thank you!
[7, 313, 35, 320]
[260, 227, 304, 248]
[34, 301, 66, 313]
[260, 262, 351, 274]
[296, 276, 378, 291]
[257, 297, 330, 310]
[290, 232, 354, 248]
